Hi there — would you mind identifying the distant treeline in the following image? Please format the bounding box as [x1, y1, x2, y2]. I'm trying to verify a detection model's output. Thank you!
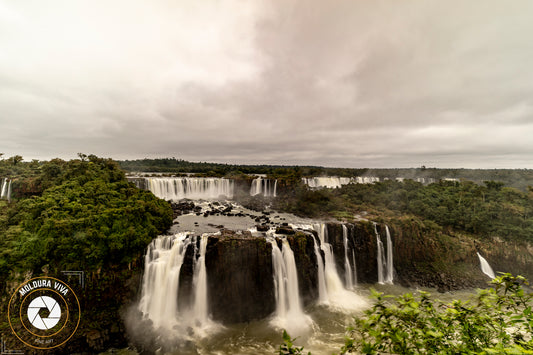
[118, 158, 533, 191]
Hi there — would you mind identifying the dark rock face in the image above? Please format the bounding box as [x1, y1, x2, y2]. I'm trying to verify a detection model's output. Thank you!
[204, 235, 275, 323]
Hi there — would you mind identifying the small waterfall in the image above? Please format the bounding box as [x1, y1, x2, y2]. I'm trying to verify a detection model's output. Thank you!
[375, 224, 384, 284]
[1, 178, 12, 201]
[193, 234, 209, 324]
[375, 224, 393, 284]
[250, 177, 277, 197]
[138, 233, 218, 336]
[352, 250, 358, 285]
[302, 177, 352, 189]
[146, 177, 234, 200]
[267, 237, 312, 334]
[342, 225, 354, 289]
[477, 252, 496, 279]
[385, 226, 394, 284]
[312, 224, 366, 309]
[311, 235, 328, 303]
[354, 176, 380, 184]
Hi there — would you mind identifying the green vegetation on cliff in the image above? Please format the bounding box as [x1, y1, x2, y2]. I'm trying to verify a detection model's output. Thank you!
[0, 155, 173, 281]
[274, 179, 533, 242]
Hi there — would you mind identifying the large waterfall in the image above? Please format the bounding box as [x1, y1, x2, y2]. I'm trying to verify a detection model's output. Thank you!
[267, 237, 312, 334]
[375, 224, 394, 284]
[138, 233, 218, 337]
[146, 177, 234, 200]
[342, 225, 356, 289]
[1, 178, 12, 201]
[250, 177, 277, 197]
[477, 252, 496, 279]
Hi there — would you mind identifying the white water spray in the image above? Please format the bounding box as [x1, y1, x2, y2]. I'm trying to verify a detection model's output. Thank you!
[268, 237, 312, 334]
[477, 252, 496, 279]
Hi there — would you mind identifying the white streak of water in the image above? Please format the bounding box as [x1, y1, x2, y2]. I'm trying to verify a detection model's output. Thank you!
[477, 252, 496, 279]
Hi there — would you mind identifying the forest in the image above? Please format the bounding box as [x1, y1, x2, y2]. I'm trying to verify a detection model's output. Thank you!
[0, 154, 173, 282]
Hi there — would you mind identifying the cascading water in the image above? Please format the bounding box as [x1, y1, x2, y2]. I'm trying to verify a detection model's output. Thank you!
[302, 177, 352, 189]
[477, 252, 496, 279]
[146, 177, 234, 200]
[138, 232, 218, 337]
[267, 237, 312, 334]
[375, 224, 394, 284]
[311, 235, 328, 303]
[313, 224, 367, 309]
[385, 226, 394, 284]
[138, 233, 192, 330]
[0, 178, 11, 201]
[250, 177, 277, 197]
[342, 225, 355, 289]
[193, 234, 209, 325]
[375, 224, 385, 284]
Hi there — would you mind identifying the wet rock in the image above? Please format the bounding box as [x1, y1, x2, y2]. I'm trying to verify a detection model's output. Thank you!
[256, 225, 269, 232]
[275, 226, 295, 235]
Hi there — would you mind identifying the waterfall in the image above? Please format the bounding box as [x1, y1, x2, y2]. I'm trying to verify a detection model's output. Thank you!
[1, 178, 11, 201]
[138, 233, 192, 330]
[375, 224, 393, 284]
[342, 225, 354, 289]
[250, 177, 277, 197]
[146, 177, 234, 200]
[477, 252, 496, 279]
[267, 237, 312, 334]
[311, 235, 328, 303]
[375, 224, 385, 284]
[302, 177, 352, 189]
[352, 250, 358, 285]
[193, 234, 209, 324]
[354, 176, 380, 184]
[385, 226, 394, 284]
[138, 233, 218, 336]
[312, 224, 367, 310]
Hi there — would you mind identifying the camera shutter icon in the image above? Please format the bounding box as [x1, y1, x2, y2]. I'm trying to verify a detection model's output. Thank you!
[27, 296, 61, 330]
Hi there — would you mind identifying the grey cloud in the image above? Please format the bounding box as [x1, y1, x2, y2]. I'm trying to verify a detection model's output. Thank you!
[1, 0, 533, 167]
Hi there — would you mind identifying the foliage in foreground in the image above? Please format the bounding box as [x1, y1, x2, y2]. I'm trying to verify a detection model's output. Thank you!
[277, 330, 310, 355]
[279, 274, 533, 355]
[345, 274, 533, 354]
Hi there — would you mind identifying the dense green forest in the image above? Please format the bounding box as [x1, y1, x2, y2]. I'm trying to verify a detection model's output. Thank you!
[119, 158, 533, 191]
[0, 154, 173, 281]
[273, 179, 533, 242]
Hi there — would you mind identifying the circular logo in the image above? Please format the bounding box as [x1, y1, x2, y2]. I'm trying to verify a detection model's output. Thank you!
[27, 296, 61, 330]
[7, 277, 81, 350]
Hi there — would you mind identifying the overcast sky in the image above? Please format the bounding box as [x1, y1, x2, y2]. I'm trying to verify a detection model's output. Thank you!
[1, 0, 533, 168]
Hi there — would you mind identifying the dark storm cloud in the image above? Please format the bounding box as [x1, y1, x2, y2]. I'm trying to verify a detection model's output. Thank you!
[1, 0, 533, 167]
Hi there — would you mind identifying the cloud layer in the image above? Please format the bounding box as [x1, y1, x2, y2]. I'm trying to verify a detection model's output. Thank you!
[1, 0, 533, 167]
